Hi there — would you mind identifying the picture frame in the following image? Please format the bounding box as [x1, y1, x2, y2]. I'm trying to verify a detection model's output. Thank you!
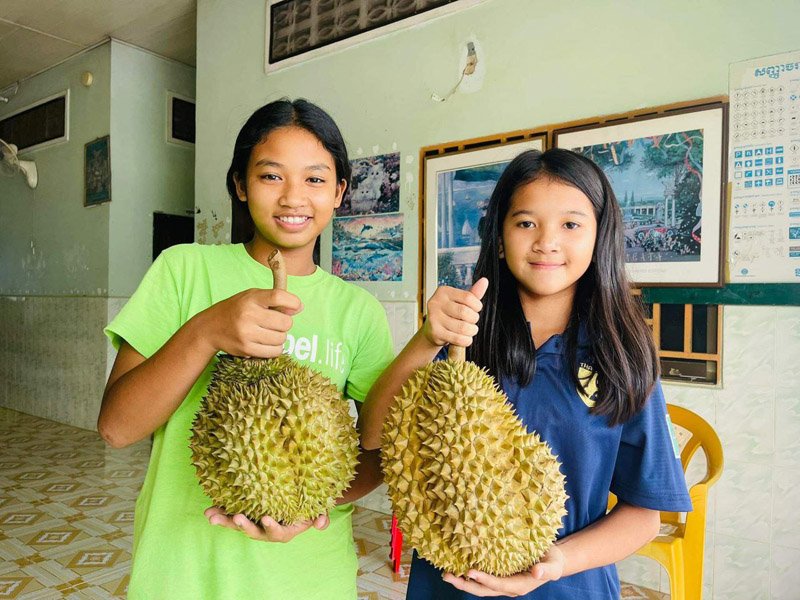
[554, 103, 727, 286]
[422, 135, 546, 306]
[337, 151, 400, 217]
[332, 213, 403, 281]
[84, 135, 111, 206]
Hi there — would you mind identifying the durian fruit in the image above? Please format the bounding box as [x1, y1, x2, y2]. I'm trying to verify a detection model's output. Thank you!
[190, 250, 359, 525]
[381, 345, 568, 577]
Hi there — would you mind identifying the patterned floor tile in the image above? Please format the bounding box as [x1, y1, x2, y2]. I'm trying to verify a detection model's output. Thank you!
[0, 577, 39, 598]
[0, 406, 671, 600]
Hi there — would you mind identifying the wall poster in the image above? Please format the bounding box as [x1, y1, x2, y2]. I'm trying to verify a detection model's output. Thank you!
[728, 49, 800, 282]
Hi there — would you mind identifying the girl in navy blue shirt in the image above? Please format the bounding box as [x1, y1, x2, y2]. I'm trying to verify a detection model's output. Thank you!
[361, 148, 691, 599]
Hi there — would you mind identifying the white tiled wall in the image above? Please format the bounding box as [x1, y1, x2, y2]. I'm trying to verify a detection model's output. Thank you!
[620, 305, 800, 599]
[381, 301, 419, 356]
[0, 295, 109, 431]
[106, 297, 126, 381]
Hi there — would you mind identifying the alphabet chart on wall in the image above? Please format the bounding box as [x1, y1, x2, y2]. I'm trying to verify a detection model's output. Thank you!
[728, 49, 800, 283]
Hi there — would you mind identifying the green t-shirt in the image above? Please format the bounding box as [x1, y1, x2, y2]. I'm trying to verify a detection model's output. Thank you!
[105, 243, 394, 600]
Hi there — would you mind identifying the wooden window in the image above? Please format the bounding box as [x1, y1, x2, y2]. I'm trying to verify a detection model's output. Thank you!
[643, 300, 722, 385]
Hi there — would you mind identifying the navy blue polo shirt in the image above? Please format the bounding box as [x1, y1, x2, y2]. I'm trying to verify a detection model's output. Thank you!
[405, 330, 691, 600]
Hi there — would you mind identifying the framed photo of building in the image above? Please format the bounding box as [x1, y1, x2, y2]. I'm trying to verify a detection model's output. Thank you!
[554, 103, 727, 286]
[84, 135, 111, 206]
[422, 135, 545, 305]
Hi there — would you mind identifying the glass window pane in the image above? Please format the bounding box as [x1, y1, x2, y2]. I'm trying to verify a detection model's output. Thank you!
[691, 304, 708, 353]
[659, 303, 684, 352]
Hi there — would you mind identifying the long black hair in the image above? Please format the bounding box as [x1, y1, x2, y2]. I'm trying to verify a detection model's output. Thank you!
[470, 148, 658, 426]
[226, 98, 351, 243]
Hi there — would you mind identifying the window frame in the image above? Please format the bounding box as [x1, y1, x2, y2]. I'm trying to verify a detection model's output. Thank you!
[165, 91, 195, 148]
[639, 294, 723, 386]
[264, 0, 488, 73]
[0, 89, 70, 153]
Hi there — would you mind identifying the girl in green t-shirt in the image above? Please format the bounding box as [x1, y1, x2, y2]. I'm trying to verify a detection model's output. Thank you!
[100, 99, 395, 599]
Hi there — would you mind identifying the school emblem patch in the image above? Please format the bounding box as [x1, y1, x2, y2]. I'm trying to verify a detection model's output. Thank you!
[577, 363, 598, 408]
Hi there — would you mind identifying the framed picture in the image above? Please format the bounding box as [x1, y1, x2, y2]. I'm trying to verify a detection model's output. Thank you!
[422, 136, 545, 305]
[337, 152, 400, 217]
[84, 135, 111, 206]
[332, 213, 403, 281]
[554, 104, 727, 286]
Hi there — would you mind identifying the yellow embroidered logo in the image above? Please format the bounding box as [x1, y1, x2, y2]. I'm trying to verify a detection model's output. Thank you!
[577, 363, 598, 408]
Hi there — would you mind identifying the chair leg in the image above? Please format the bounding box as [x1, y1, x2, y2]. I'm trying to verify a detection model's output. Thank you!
[684, 543, 704, 600]
[667, 546, 686, 600]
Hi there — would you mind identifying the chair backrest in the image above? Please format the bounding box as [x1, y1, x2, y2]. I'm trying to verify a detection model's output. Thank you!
[666, 404, 724, 489]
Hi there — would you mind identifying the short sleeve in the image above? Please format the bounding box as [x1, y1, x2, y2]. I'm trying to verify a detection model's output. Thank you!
[344, 296, 394, 402]
[610, 381, 693, 512]
[105, 250, 183, 359]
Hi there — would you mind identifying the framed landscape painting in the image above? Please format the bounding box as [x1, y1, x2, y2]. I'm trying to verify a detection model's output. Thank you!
[554, 104, 727, 286]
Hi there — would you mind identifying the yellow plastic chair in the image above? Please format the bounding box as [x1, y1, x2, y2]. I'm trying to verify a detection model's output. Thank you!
[608, 403, 724, 600]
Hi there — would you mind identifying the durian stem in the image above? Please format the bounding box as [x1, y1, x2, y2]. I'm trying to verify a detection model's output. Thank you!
[268, 249, 287, 291]
[448, 345, 465, 362]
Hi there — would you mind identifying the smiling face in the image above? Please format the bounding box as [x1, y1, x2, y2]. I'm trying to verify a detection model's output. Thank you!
[235, 126, 346, 262]
[501, 176, 597, 305]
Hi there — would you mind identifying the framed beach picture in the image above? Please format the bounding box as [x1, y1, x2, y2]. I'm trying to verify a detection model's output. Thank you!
[554, 103, 727, 286]
[422, 136, 545, 305]
[84, 135, 111, 206]
[332, 213, 403, 281]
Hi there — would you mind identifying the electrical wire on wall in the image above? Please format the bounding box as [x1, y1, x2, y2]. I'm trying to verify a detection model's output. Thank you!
[431, 42, 479, 103]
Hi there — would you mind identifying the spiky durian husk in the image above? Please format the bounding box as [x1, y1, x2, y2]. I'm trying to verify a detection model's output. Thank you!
[190, 354, 359, 525]
[381, 359, 568, 577]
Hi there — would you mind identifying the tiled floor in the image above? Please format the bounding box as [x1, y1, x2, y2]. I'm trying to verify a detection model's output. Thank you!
[0, 408, 143, 599]
[0, 407, 666, 599]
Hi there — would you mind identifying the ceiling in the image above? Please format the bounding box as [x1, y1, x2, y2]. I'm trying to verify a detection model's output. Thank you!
[0, 0, 196, 92]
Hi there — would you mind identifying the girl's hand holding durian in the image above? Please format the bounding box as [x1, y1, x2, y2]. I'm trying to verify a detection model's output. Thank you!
[195, 276, 332, 544]
[420, 278, 488, 349]
[442, 543, 565, 597]
[203, 507, 329, 542]
[98, 275, 303, 449]
[191, 250, 361, 538]
[358, 278, 488, 450]
[195, 285, 302, 360]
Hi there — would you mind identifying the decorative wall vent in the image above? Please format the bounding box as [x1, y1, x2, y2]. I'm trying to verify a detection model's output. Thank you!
[266, 0, 484, 71]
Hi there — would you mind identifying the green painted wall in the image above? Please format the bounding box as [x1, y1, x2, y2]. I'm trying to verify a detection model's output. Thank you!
[0, 44, 111, 296]
[109, 41, 196, 297]
[194, 0, 800, 300]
